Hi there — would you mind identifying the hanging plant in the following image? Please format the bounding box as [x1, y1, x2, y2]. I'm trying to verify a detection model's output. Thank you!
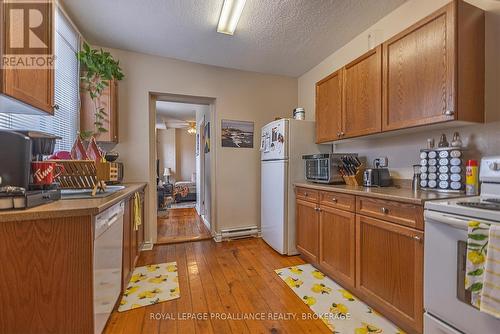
[76, 42, 125, 140]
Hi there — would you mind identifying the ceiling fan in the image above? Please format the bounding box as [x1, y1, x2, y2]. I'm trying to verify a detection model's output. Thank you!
[156, 119, 197, 134]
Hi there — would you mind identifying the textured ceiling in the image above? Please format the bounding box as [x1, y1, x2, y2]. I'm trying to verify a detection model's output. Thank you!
[156, 101, 207, 128]
[62, 0, 407, 77]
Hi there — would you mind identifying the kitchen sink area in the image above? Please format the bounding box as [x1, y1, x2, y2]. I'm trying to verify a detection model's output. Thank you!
[61, 185, 126, 199]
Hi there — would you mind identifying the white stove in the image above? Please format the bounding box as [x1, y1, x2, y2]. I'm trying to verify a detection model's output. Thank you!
[425, 195, 500, 222]
[424, 156, 500, 334]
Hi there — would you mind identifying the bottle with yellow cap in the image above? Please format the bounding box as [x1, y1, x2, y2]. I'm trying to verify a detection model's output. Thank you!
[466, 160, 479, 195]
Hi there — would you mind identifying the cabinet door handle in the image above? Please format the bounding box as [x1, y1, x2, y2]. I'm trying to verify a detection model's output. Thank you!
[52, 104, 59, 111]
[315, 207, 321, 212]
[337, 132, 341, 137]
[340, 132, 345, 137]
[444, 109, 454, 116]
[331, 198, 337, 203]
[304, 192, 308, 197]
[380, 207, 389, 214]
[413, 235, 422, 241]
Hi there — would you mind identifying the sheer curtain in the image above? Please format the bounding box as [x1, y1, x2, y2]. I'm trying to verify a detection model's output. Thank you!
[0, 8, 80, 151]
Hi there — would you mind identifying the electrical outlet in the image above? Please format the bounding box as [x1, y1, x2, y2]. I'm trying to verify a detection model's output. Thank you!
[375, 156, 388, 167]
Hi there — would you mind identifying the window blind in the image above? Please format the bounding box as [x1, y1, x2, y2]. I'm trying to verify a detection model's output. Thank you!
[0, 8, 80, 152]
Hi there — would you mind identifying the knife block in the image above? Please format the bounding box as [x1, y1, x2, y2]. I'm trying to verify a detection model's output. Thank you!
[343, 164, 365, 186]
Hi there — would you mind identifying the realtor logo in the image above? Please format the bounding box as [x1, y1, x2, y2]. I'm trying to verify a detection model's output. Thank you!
[2, 0, 55, 69]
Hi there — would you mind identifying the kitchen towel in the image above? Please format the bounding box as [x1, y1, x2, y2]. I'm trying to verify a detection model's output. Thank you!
[275, 264, 403, 333]
[118, 262, 179, 312]
[480, 225, 500, 318]
[465, 220, 490, 308]
[133, 192, 142, 231]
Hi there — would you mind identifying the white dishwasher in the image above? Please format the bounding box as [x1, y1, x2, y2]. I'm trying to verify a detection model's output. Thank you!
[93, 201, 125, 334]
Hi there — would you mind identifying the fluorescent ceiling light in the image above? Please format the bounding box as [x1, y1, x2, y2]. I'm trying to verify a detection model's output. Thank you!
[217, 0, 246, 35]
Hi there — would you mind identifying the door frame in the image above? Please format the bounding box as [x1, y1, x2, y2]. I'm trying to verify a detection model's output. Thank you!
[199, 112, 212, 230]
[198, 117, 206, 216]
[149, 92, 217, 244]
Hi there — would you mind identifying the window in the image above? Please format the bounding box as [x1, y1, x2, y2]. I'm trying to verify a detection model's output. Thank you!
[0, 8, 80, 152]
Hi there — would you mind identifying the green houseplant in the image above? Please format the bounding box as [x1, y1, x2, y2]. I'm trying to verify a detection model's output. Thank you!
[77, 42, 125, 139]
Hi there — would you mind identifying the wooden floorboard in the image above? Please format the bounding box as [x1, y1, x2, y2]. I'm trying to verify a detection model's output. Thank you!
[104, 207, 330, 334]
[157, 208, 212, 245]
[104, 238, 332, 334]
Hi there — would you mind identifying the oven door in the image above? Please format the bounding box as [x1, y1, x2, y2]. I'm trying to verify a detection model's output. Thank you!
[424, 210, 500, 334]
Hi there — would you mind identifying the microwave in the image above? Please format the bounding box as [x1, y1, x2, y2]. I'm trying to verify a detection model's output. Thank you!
[302, 153, 357, 184]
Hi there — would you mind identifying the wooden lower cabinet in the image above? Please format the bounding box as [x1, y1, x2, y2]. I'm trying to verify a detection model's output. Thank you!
[296, 189, 424, 333]
[0, 216, 94, 334]
[122, 199, 132, 288]
[356, 214, 424, 334]
[122, 190, 146, 290]
[319, 206, 355, 290]
[137, 191, 145, 250]
[296, 198, 319, 263]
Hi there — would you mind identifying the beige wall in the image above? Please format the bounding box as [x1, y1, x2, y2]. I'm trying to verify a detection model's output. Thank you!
[298, 0, 500, 178]
[109, 48, 297, 242]
[157, 128, 176, 180]
[175, 128, 196, 181]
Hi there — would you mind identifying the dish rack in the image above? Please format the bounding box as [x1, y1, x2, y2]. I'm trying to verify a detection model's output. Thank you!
[47, 160, 119, 195]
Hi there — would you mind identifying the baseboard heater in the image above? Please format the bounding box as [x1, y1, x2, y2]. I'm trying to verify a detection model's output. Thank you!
[216, 226, 260, 241]
[141, 241, 154, 251]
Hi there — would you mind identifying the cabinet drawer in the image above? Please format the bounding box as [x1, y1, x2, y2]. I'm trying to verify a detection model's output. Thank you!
[356, 197, 423, 230]
[320, 191, 355, 212]
[295, 187, 319, 203]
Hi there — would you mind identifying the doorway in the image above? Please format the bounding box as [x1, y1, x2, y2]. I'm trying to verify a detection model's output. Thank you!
[153, 94, 215, 244]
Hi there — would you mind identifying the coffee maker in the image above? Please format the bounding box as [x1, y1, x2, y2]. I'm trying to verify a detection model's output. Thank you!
[0, 130, 62, 209]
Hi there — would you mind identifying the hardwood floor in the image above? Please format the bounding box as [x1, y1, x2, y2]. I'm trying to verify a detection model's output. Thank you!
[104, 238, 331, 334]
[157, 208, 212, 244]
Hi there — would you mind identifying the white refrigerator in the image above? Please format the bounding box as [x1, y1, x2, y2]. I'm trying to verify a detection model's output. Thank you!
[260, 118, 328, 255]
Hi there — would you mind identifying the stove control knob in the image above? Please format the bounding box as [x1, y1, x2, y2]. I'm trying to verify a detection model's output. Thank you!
[489, 162, 500, 171]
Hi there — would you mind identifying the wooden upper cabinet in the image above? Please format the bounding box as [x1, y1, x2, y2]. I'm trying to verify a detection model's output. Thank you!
[316, 70, 342, 143]
[382, 0, 484, 131]
[296, 198, 319, 263]
[1, 0, 55, 114]
[80, 80, 119, 143]
[356, 215, 424, 333]
[343, 46, 382, 138]
[314, 0, 484, 140]
[319, 206, 355, 289]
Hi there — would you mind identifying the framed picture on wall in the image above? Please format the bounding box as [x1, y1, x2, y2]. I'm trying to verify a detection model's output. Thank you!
[204, 122, 210, 153]
[221, 119, 254, 148]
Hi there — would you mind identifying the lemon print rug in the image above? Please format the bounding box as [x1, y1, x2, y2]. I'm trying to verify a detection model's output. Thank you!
[275, 264, 404, 333]
[118, 262, 180, 312]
